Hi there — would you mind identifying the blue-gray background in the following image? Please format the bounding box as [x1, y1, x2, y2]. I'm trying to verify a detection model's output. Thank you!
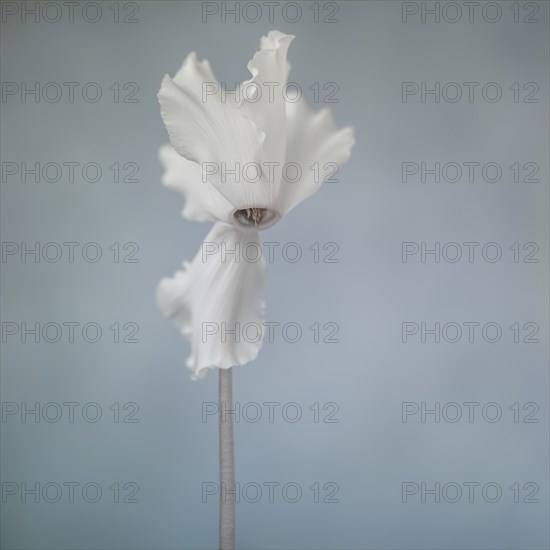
[1, 1, 548, 548]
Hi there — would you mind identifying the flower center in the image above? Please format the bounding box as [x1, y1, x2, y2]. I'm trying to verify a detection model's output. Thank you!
[233, 208, 279, 229]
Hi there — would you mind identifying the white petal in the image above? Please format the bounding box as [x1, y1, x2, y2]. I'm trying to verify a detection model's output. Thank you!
[159, 144, 235, 223]
[260, 30, 293, 76]
[279, 101, 355, 215]
[239, 31, 294, 168]
[172, 51, 217, 98]
[157, 222, 266, 379]
[158, 53, 261, 175]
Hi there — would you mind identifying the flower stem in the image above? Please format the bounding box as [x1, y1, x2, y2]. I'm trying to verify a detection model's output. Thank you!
[219, 368, 235, 550]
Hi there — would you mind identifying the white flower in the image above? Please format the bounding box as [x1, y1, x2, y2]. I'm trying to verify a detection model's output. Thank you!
[157, 30, 355, 379]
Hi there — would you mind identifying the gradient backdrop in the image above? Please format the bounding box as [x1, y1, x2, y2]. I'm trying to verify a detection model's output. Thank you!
[1, 1, 549, 548]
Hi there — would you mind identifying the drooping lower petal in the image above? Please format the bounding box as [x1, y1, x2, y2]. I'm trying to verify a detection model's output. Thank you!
[157, 222, 266, 379]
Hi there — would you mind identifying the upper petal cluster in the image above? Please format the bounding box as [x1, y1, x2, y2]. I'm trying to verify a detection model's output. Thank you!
[158, 31, 355, 224]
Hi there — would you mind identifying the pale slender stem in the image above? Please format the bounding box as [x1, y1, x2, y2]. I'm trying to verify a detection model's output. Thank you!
[219, 368, 235, 550]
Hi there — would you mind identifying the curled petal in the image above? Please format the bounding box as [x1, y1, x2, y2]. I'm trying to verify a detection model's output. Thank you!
[279, 100, 355, 215]
[157, 222, 266, 379]
[159, 144, 234, 223]
[239, 30, 294, 168]
[260, 30, 292, 80]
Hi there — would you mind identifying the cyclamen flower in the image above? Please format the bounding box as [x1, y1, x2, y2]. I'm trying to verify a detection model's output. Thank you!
[157, 31, 354, 379]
